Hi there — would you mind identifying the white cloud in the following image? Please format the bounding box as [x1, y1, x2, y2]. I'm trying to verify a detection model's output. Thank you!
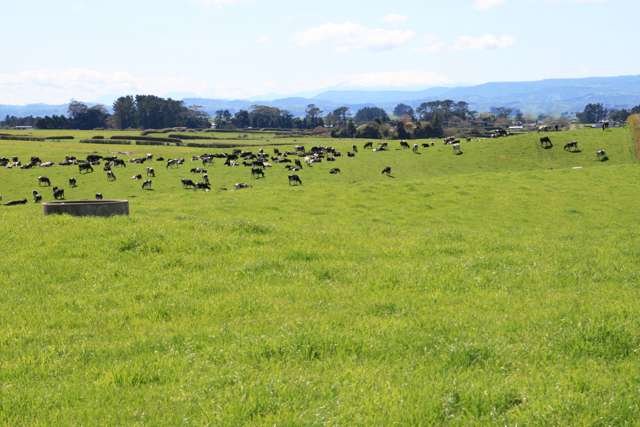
[417, 34, 516, 53]
[452, 34, 515, 50]
[256, 35, 271, 45]
[193, 0, 245, 6]
[382, 13, 409, 24]
[0, 69, 212, 104]
[473, 0, 506, 10]
[295, 22, 416, 52]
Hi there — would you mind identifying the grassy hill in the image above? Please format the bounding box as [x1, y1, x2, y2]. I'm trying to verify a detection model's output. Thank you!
[1, 127, 639, 424]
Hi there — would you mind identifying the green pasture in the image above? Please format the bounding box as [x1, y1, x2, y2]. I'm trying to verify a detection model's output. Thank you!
[0, 127, 639, 425]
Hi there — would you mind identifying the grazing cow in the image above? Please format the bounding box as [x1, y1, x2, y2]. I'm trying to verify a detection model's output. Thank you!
[422, 143, 431, 148]
[52, 187, 65, 200]
[95, 193, 103, 200]
[288, 174, 303, 186]
[329, 168, 341, 175]
[564, 141, 580, 152]
[400, 140, 410, 149]
[364, 142, 373, 150]
[32, 190, 42, 203]
[190, 167, 207, 174]
[113, 158, 126, 168]
[452, 143, 463, 155]
[167, 159, 180, 168]
[131, 174, 143, 181]
[347, 152, 356, 157]
[539, 136, 553, 149]
[381, 166, 392, 176]
[38, 176, 51, 187]
[413, 144, 419, 153]
[3, 199, 27, 206]
[596, 149, 609, 162]
[142, 180, 153, 190]
[202, 174, 210, 184]
[181, 179, 197, 189]
[251, 167, 265, 179]
[352, 144, 358, 153]
[79, 163, 94, 174]
[68, 177, 77, 188]
[107, 170, 117, 182]
[235, 183, 251, 190]
[146, 167, 155, 177]
[196, 182, 211, 191]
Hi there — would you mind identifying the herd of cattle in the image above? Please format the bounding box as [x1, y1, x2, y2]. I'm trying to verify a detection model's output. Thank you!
[0, 135, 609, 206]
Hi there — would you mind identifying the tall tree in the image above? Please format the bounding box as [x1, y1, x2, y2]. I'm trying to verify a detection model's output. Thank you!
[393, 103, 415, 119]
[112, 96, 137, 129]
[577, 103, 608, 123]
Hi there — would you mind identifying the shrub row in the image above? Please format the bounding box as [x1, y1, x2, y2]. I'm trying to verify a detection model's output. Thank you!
[80, 139, 132, 145]
[134, 140, 170, 146]
[44, 136, 75, 140]
[111, 135, 182, 143]
[168, 134, 219, 140]
[0, 135, 45, 141]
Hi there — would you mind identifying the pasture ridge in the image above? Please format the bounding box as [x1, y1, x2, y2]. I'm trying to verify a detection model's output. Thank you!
[0, 127, 639, 424]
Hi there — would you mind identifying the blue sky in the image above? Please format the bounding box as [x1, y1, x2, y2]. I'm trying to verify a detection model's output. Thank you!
[0, 0, 637, 104]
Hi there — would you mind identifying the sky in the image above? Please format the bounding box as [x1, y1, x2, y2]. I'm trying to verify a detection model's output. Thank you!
[0, 0, 638, 104]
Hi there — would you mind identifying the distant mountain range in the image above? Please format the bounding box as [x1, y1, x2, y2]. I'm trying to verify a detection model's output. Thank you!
[3, 75, 640, 119]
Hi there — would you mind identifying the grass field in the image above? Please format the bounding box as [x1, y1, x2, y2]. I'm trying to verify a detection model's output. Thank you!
[1, 127, 639, 425]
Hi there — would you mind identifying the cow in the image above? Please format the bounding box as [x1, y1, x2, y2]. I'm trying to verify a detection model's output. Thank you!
[234, 183, 251, 190]
[68, 177, 77, 188]
[413, 144, 419, 153]
[142, 180, 153, 190]
[452, 143, 463, 155]
[38, 176, 51, 187]
[107, 171, 117, 182]
[113, 158, 126, 168]
[79, 163, 94, 174]
[288, 174, 303, 186]
[352, 144, 358, 153]
[400, 140, 410, 150]
[381, 166, 392, 176]
[95, 193, 103, 200]
[251, 168, 265, 179]
[347, 152, 356, 157]
[596, 149, 609, 162]
[181, 179, 197, 189]
[52, 187, 65, 200]
[364, 142, 373, 150]
[329, 168, 341, 175]
[202, 174, 210, 184]
[131, 174, 143, 181]
[564, 141, 580, 152]
[146, 167, 155, 177]
[196, 182, 211, 191]
[540, 136, 553, 149]
[32, 190, 42, 203]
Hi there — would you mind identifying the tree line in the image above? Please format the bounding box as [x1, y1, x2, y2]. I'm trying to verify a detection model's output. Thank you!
[1, 96, 210, 130]
[2, 98, 640, 137]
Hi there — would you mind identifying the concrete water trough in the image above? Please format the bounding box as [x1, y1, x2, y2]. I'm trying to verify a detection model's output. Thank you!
[43, 200, 129, 217]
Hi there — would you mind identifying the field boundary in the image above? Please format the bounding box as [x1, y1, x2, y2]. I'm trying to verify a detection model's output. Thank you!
[628, 114, 640, 160]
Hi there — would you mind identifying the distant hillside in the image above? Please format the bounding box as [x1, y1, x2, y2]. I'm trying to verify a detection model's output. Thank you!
[2, 75, 640, 119]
